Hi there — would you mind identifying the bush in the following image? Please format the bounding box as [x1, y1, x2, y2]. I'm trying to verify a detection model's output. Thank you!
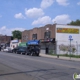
[59, 54, 80, 58]
[49, 53, 80, 58]
[49, 50, 53, 54]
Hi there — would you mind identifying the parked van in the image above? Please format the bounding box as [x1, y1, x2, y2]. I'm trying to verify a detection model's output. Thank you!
[10, 39, 21, 52]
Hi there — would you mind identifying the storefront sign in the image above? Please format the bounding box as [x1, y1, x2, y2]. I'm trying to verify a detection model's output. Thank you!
[40, 38, 53, 43]
[27, 40, 39, 45]
[57, 28, 79, 34]
[19, 42, 27, 47]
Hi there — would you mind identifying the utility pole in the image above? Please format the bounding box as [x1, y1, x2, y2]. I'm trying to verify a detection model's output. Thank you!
[76, 41, 78, 55]
[70, 39, 71, 59]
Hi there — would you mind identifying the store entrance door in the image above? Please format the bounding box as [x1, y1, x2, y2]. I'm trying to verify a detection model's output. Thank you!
[45, 47, 49, 54]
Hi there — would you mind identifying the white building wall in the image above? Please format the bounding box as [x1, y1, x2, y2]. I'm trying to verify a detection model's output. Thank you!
[56, 24, 80, 55]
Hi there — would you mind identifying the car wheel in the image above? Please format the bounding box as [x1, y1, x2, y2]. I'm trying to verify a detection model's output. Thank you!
[36, 53, 39, 56]
[24, 53, 26, 55]
[26, 52, 29, 55]
[21, 52, 23, 55]
[16, 51, 18, 54]
[22, 53, 25, 55]
[31, 52, 34, 56]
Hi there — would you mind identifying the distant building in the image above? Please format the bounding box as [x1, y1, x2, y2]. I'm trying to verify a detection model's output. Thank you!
[0, 35, 13, 45]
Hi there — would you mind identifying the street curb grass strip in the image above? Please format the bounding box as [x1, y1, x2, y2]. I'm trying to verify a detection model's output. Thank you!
[39, 54, 80, 62]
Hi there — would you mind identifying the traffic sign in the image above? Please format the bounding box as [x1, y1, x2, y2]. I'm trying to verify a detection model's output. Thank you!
[69, 35, 72, 39]
[69, 38, 73, 40]
[69, 35, 73, 41]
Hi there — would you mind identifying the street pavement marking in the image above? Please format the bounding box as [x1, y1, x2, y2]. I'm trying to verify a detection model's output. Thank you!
[0, 53, 80, 70]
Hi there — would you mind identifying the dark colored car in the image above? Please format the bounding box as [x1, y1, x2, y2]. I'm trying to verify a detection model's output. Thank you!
[26, 45, 40, 56]
[16, 47, 27, 55]
[26, 40, 40, 56]
[0, 46, 1, 51]
[12, 47, 18, 53]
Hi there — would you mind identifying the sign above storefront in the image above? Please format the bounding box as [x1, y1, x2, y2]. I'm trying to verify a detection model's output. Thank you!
[57, 28, 79, 34]
[40, 38, 55, 43]
[27, 40, 39, 45]
[19, 42, 27, 47]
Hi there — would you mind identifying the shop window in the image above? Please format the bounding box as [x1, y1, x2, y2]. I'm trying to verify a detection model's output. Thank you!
[32, 34, 37, 40]
[24, 36, 26, 40]
[26, 36, 28, 40]
[22, 36, 24, 40]
[22, 36, 25, 40]
[44, 31, 51, 39]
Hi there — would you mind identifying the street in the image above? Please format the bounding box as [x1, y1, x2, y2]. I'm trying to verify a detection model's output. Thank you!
[0, 52, 80, 80]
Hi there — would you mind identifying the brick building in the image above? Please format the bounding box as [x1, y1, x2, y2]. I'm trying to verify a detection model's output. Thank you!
[0, 35, 13, 44]
[22, 24, 56, 53]
[22, 24, 56, 42]
[22, 24, 80, 54]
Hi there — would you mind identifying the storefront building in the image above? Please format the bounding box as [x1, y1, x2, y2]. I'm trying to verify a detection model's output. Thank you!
[22, 24, 80, 55]
[22, 24, 56, 54]
[56, 24, 80, 55]
[22, 24, 56, 42]
[0, 35, 13, 47]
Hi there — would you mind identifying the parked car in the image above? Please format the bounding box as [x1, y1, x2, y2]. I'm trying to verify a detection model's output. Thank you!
[0, 46, 1, 51]
[16, 46, 27, 55]
[12, 47, 19, 53]
[26, 40, 40, 56]
[26, 45, 40, 56]
[3, 47, 11, 52]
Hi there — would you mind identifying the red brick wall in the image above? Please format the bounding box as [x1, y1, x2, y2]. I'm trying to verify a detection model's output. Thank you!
[22, 24, 56, 42]
[0, 35, 12, 43]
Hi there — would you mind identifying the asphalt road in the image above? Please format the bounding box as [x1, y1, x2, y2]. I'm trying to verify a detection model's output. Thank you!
[0, 52, 80, 80]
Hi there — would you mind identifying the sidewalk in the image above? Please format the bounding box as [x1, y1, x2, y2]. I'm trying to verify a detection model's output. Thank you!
[40, 53, 80, 61]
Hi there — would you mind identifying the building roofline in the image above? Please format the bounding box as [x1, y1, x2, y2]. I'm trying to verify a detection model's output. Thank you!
[23, 24, 80, 32]
[56, 24, 80, 27]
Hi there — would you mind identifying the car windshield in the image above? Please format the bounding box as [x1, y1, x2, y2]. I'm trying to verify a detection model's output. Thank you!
[19, 47, 26, 50]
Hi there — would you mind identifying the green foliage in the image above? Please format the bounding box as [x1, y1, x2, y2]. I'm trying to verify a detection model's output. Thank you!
[49, 53, 80, 58]
[72, 48, 76, 53]
[62, 54, 80, 58]
[49, 50, 53, 54]
[62, 48, 66, 52]
[68, 19, 80, 26]
[12, 30, 22, 39]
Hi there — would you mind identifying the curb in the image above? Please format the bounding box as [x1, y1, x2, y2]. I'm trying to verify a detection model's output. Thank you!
[40, 54, 80, 62]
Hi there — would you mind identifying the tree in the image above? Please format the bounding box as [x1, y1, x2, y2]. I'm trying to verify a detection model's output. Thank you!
[12, 30, 22, 39]
[68, 19, 80, 26]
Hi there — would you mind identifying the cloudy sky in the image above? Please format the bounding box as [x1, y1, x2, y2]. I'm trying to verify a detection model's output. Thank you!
[0, 0, 80, 35]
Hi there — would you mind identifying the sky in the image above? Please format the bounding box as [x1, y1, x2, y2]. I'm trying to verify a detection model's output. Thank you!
[0, 0, 80, 36]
